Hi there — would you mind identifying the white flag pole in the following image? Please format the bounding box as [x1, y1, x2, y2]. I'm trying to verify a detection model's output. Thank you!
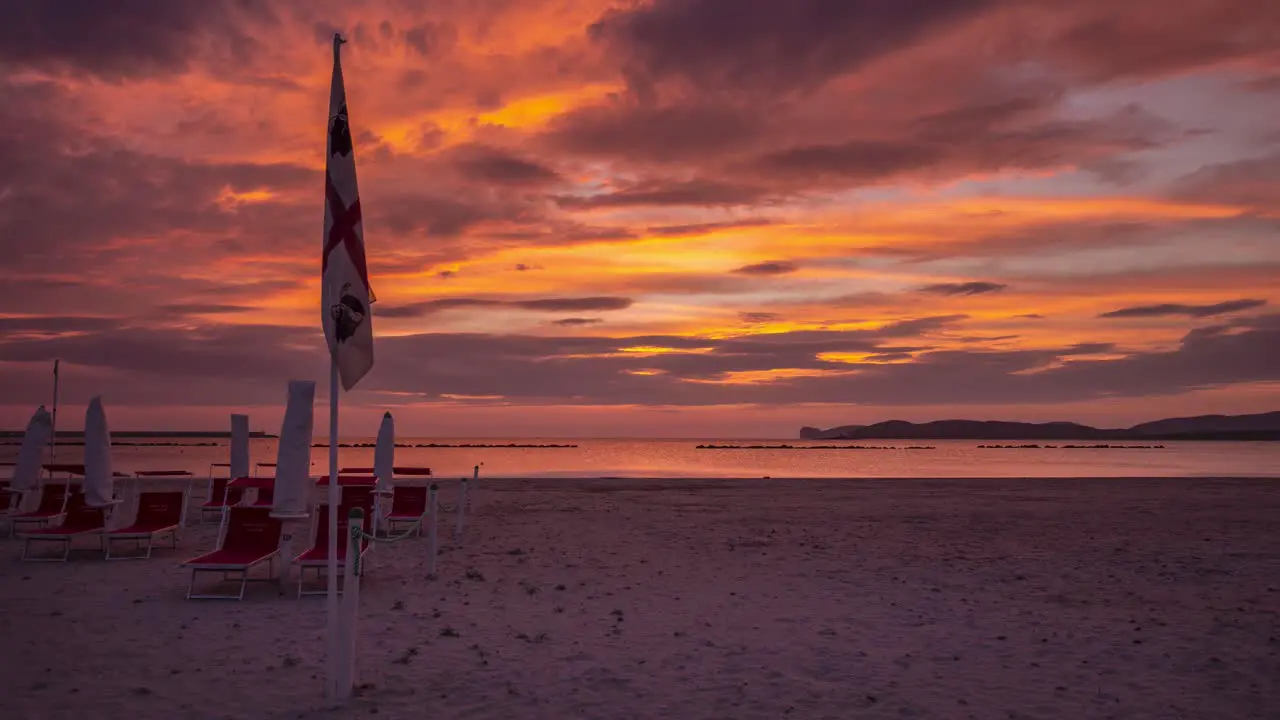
[326, 358, 342, 699]
[322, 31, 372, 701]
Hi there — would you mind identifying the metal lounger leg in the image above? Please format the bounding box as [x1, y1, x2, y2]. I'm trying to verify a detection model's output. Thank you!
[22, 536, 70, 563]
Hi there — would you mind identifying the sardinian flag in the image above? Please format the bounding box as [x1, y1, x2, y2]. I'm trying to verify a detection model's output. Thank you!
[322, 34, 375, 390]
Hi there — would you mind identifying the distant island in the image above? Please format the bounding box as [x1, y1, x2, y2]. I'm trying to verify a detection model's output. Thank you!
[799, 411, 1280, 441]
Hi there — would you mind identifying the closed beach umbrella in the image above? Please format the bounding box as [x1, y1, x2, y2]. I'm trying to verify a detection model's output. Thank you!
[83, 396, 115, 507]
[374, 411, 394, 487]
[373, 411, 394, 535]
[12, 406, 53, 495]
[230, 413, 250, 478]
[272, 380, 315, 518]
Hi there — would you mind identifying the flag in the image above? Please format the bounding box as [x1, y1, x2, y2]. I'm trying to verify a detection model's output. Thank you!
[322, 34, 375, 390]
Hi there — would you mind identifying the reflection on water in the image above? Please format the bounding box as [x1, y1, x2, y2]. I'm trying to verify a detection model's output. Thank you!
[7, 439, 1280, 478]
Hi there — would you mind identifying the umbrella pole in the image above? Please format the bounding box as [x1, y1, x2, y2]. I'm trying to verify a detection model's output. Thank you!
[326, 359, 344, 699]
[49, 359, 60, 467]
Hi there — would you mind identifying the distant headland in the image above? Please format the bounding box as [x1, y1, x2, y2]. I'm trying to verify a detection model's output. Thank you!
[799, 411, 1280, 441]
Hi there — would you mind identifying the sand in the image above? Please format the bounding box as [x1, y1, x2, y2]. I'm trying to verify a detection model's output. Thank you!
[1, 477, 1278, 720]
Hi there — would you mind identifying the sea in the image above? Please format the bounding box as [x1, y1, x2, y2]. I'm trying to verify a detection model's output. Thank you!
[6, 438, 1280, 479]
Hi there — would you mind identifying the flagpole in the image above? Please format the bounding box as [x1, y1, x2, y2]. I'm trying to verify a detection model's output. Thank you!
[326, 356, 340, 698]
[49, 359, 60, 466]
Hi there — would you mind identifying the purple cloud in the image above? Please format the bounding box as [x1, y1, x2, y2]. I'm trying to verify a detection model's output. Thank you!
[919, 282, 1007, 296]
[1099, 299, 1267, 319]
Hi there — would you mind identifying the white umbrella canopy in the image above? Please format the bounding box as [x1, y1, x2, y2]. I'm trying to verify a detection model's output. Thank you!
[83, 396, 116, 508]
[374, 411, 394, 486]
[372, 411, 395, 536]
[271, 380, 315, 519]
[230, 413, 250, 478]
[11, 405, 53, 495]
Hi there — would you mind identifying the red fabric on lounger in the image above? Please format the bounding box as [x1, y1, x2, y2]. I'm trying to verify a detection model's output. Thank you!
[386, 486, 428, 519]
[185, 507, 281, 567]
[24, 493, 104, 535]
[200, 477, 244, 507]
[295, 503, 370, 563]
[13, 484, 69, 519]
[108, 491, 183, 535]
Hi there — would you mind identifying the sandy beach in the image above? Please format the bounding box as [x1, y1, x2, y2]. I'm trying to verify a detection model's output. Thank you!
[2, 477, 1278, 720]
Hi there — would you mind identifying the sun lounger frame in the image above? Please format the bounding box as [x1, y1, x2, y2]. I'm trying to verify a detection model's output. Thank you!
[9, 483, 72, 537]
[20, 494, 107, 562]
[185, 554, 279, 600]
[295, 504, 371, 598]
[104, 528, 180, 560]
[104, 490, 186, 560]
[198, 476, 245, 524]
[183, 506, 282, 600]
[21, 527, 105, 562]
[385, 485, 429, 537]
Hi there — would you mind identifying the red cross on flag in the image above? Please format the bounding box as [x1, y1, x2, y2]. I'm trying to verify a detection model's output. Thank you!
[322, 34, 375, 390]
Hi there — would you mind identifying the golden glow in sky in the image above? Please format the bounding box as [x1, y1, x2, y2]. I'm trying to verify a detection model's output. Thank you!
[1, 0, 1278, 433]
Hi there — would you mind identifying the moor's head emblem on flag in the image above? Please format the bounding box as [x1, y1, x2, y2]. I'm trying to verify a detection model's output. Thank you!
[330, 282, 366, 343]
[329, 103, 353, 158]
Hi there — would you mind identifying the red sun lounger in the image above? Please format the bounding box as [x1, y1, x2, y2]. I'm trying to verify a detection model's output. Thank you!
[227, 476, 275, 508]
[104, 491, 185, 560]
[340, 485, 376, 510]
[231, 474, 279, 507]
[21, 492, 106, 562]
[198, 477, 245, 524]
[294, 503, 372, 598]
[250, 486, 274, 507]
[385, 485, 429, 537]
[0, 486, 18, 514]
[9, 483, 71, 536]
[183, 506, 282, 600]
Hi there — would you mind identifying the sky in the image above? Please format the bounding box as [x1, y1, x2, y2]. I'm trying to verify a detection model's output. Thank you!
[0, 0, 1278, 437]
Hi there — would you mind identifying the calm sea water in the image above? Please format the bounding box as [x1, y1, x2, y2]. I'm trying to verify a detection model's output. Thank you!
[7, 438, 1280, 479]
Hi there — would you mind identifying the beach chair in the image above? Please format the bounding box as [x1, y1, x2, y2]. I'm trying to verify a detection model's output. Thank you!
[0, 479, 20, 520]
[133, 470, 194, 521]
[197, 476, 244, 524]
[341, 485, 375, 509]
[0, 481, 17, 512]
[104, 491, 184, 560]
[250, 486, 275, 507]
[204, 463, 230, 502]
[385, 486, 429, 537]
[20, 492, 106, 562]
[317, 474, 378, 488]
[183, 506, 282, 600]
[9, 483, 70, 536]
[294, 503, 372, 598]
